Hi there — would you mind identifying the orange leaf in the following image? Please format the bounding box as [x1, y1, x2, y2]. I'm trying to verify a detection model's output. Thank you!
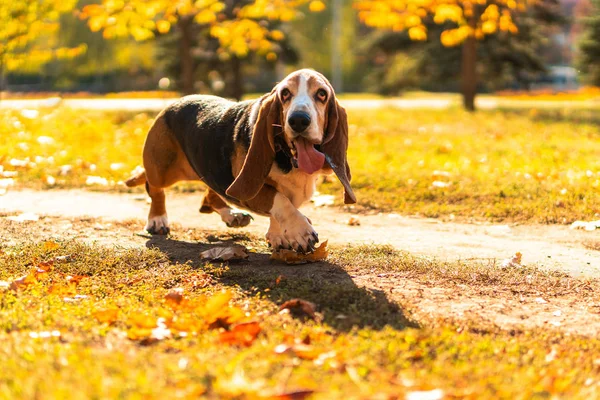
[93, 308, 120, 324]
[274, 343, 323, 360]
[9, 271, 37, 291]
[48, 282, 77, 296]
[219, 321, 261, 347]
[37, 260, 54, 272]
[164, 288, 185, 309]
[65, 275, 87, 285]
[270, 241, 328, 264]
[128, 312, 157, 329]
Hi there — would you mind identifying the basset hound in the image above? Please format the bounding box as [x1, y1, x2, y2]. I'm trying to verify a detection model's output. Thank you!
[125, 69, 356, 253]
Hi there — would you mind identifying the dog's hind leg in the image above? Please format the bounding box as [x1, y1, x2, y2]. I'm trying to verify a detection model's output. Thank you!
[199, 188, 253, 228]
[141, 112, 200, 235]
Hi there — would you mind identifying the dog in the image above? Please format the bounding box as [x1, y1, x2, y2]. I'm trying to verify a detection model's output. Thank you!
[125, 69, 356, 253]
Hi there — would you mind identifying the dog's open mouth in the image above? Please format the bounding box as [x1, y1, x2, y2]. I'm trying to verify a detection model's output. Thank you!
[291, 137, 325, 174]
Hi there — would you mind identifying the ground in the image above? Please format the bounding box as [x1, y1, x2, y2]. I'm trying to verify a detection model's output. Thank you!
[2, 102, 600, 398]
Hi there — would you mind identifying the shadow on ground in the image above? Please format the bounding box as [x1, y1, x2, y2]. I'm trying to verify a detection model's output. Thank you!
[146, 235, 418, 332]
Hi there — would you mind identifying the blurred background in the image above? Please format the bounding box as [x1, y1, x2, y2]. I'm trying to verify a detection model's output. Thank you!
[1, 0, 597, 109]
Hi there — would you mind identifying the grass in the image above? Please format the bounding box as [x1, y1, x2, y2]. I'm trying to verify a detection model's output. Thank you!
[2, 216, 600, 399]
[4, 105, 599, 223]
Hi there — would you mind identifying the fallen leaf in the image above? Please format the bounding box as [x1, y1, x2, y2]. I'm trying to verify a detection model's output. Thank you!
[279, 299, 319, 320]
[9, 271, 38, 291]
[347, 217, 360, 226]
[219, 321, 262, 347]
[165, 288, 186, 309]
[182, 272, 213, 289]
[200, 245, 248, 261]
[274, 343, 324, 360]
[94, 307, 120, 324]
[42, 241, 60, 252]
[500, 252, 523, 268]
[54, 255, 72, 263]
[48, 282, 77, 296]
[271, 241, 328, 265]
[128, 312, 158, 329]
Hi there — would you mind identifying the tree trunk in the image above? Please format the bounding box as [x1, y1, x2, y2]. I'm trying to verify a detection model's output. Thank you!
[177, 17, 195, 95]
[230, 56, 243, 101]
[460, 18, 477, 112]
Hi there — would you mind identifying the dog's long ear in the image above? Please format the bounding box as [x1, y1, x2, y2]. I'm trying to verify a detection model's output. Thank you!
[226, 92, 280, 201]
[322, 97, 357, 204]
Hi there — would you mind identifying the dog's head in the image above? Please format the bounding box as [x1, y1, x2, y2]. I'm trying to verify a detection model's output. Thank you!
[226, 69, 356, 204]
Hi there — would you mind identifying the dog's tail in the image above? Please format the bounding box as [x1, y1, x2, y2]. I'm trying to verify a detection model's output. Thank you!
[125, 168, 146, 187]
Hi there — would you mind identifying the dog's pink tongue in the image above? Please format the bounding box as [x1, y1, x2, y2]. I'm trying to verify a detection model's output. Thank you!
[295, 138, 325, 174]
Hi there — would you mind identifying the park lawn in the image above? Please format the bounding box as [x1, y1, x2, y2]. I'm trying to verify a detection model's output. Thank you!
[1, 106, 600, 223]
[1, 216, 600, 399]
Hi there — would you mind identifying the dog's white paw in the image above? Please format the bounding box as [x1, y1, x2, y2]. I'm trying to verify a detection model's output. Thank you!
[145, 214, 170, 235]
[266, 220, 288, 249]
[220, 208, 253, 228]
[267, 213, 318, 253]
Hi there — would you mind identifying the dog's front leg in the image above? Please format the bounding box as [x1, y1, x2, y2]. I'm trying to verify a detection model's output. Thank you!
[243, 186, 318, 253]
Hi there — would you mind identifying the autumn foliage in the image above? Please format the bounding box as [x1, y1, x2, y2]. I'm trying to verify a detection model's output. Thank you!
[355, 0, 527, 47]
[0, 0, 86, 71]
[79, 0, 325, 58]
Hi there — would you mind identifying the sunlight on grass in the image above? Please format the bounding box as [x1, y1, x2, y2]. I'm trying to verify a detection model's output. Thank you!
[1, 106, 600, 223]
[1, 237, 600, 399]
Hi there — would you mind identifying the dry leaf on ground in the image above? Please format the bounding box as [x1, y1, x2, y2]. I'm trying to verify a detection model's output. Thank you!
[42, 241, 60, 252]
[93, 307, 120, 324]
[271, 241, 328, 265]
[500, 252, 523, 268]
[279, 299, 320, 321]
[347, 217, 360, 226]
[200, 245, 248, 261]
[219, 321, 262, 347]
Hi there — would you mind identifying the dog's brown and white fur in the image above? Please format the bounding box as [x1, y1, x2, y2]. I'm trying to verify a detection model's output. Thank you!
[126, 69, 355, 253]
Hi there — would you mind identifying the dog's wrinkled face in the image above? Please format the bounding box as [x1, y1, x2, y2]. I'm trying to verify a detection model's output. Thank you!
[275, 69, 333, 174]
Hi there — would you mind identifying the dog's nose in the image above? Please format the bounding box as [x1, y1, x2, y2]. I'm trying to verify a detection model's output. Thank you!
[288, 111, 311, 133]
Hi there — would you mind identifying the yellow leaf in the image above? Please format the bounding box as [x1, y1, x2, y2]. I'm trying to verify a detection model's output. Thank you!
[482, 20, 497, 34]
[408, 26, 427, 41]
[309, 0, 326, 12]
[43, 241, 60, 252]
[156, 20, 171, 33]
[270, 30, 285, 41]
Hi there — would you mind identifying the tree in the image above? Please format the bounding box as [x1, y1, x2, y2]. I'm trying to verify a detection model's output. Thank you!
[80, 0, 324, 97]
[0, 0, 85, 93]
[363, 0, 563, 94]
[355, 0, 541, 111]
[578, 0, 600, 86]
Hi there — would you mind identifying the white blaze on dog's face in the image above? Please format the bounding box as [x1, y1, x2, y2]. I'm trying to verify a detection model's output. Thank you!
[277, 69, 332, 175]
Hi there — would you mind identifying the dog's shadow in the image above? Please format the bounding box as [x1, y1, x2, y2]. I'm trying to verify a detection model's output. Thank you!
[146, 234, 417, 332]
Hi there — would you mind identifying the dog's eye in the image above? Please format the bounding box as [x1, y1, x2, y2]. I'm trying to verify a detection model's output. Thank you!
[281, 88, 291, 102]
[316, 89, 327, 102]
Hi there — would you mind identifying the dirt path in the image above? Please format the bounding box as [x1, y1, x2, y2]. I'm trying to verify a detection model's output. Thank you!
[2, 189, 600, 277]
